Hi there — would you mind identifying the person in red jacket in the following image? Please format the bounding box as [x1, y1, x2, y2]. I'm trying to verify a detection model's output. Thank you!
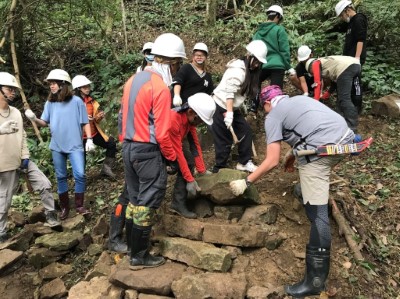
[169, 93, 215, 218]
[119, 33, 186, 269]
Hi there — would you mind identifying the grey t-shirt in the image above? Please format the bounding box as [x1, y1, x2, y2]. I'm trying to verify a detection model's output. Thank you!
[264, 95, 355, 165]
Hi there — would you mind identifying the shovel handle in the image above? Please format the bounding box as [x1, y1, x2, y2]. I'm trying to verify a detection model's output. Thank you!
[229, 127, 239, 144]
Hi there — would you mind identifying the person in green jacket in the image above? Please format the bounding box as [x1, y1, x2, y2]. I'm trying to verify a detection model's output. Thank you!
[249, 5, 295, 114]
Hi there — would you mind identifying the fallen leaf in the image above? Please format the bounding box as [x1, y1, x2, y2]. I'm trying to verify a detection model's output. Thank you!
[376, 183, 383, 190]
[319, 291, 329, 299]
[381, 235, 388, 245]
[396, 223, 400, 232]
[326, 287, 338, 297]
[282, 191, 287, 196]
[389, 278, 397, 288]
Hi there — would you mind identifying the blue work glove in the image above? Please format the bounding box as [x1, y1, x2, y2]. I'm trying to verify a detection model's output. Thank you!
[20, 159, 29, 172]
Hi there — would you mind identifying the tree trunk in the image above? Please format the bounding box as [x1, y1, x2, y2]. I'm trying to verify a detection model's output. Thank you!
[206, 0, 218, 25]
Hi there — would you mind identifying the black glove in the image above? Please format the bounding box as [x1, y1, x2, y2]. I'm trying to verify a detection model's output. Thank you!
[166, 159, 179, 175]
[20, 159, 29, 173]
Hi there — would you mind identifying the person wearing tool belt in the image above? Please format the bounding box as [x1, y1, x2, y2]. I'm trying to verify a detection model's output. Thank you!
[72, 75, 117, 179]
[119, 33, 185, 269]
[230, 85, 356, 298]
[169, 93, 215, 219]
[211, 40, 267, 173]
[0, 72, 61, 243]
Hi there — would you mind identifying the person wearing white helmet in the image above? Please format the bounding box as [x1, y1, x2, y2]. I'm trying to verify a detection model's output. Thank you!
[168, 93, 216, 219]
[289, 45, 319, 99]
[72, 75, 117, 179]
[119, 33, 185, 269]
[172, 42, 214, 107]
[25, 69, 94, 220]
[211, 40, 267, 173]
[250, 4, 294, 114]
[136, 42, 154, 73]
[0, 72, 62, 242]
[334, 0, 367, 113]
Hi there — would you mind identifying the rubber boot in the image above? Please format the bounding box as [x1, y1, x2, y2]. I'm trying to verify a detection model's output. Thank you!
[170, 175, 196, 219]
[129, 224, 165, 269]
[74, 193, 90, 215]
[101, 157, 116, 179]
[285, 246, 330, 298]
[126, 218, 133, 254]
[108, 203, 128, 253]
[59, 192, 70, 220]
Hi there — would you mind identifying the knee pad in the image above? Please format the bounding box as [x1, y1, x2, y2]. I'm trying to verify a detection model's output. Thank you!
[126, 203, 156, 226]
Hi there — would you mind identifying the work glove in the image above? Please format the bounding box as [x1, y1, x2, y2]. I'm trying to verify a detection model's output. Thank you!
[230, 179, 247, 196]
[0, 120, 18, 134]
[166, 159, 179, 175]
[85, 138, 96, 152]
[20, 159, 30, 173]
[321, 90, 331, 101]
[302, 92, 309, 97]
[186, 180, 201, 198]
[288, 68, 296, 76]
[224, 111, 234, 129]
[25, 109, 37, 121]
[197, 170, 212, 176]
[173, 95, 182, 107]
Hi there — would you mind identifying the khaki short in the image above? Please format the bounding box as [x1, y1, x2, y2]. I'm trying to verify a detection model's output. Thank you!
[298, 156, 343, 205]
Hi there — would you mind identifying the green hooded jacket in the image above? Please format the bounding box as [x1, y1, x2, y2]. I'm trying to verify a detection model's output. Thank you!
[253, 22, 291, 70]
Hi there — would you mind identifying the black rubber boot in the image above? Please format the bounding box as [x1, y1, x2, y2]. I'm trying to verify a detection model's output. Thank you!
[170, 175, 196, 219]
[125, 219, 133, 253]
[101, 157, 116, 179]
[285, 246, 330, 298]
[108, 203, 128, 253]
[129, 224, 165, 269]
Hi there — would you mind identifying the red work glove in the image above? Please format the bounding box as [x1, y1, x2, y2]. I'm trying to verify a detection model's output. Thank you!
[321, 90, 331, 101]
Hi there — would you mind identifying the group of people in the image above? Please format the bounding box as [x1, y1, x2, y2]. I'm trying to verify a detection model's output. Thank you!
[0, 1, 367, 298]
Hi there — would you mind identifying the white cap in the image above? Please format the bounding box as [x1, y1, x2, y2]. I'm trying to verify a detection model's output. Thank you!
[267, 5, 283, 18]
[193, 43, 208, 54]
[335, 0, 352, 16]
[246, 40, 267, 64]
[297, 45, 312, 62]
[72, 75, 92, 89]
[151, 33, 186, 59]
[142, 42, 154, 53]
[187, 93, 216, 125]
[45, 69, 71, 84]
[0, 72, 21, 89]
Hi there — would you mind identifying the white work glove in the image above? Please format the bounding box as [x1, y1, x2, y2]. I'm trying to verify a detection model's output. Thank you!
[288, 68, 296, 76]
[173, 95, 183, 107]
[0, 120, 19, 134]
[224, 111, 234, 129]
[230, 179, 248, 196]
[303, 92, 309, 96]
[186, 180, 201, 198]
[85, 138, 96, 152]
[25, 109, 37, 121]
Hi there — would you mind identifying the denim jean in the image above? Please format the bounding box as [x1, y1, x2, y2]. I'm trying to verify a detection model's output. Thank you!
[51, 150, 85, 194]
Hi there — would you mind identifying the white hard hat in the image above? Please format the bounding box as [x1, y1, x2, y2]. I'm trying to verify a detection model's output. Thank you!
[305, 58, 317, 73]
[187, 93, 216, 126]
[0, 72, 21, 89]
[267, 5, 284, 18]
[72, 75, 92, 89]
[297, 45, 312, 62]
[151, 33, 187, 59]
[45, 69, 71, 84]
[335, 0, 352, 16]
[246, 40, 267, 64]
[142, 42, 154, 53]
[193, 43, 208, 54]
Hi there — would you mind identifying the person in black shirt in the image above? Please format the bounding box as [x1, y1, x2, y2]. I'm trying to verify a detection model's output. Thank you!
[289, 45, 316, 98]
[172, 43, 214, 107]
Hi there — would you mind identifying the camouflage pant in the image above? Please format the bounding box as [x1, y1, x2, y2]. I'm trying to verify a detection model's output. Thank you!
[126, 203, 156, 226]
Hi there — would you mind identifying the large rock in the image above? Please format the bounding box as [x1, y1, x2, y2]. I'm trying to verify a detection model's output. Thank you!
[0, 249, 23, 273]
[28, 205, 46, 223]
[0, 230, 33, 251]
[39, 262, 73, 280]
[163, 215, 204, 240]
[371, 94, 400, 118]
[159, 237, 231, 272]
[68, 276, 123, 299]
[109, 261, 186, 296]
[39, 277, 67, 299]
[138, 294, 174, 299]
[25, 223, 55, 236]
[214, 206, 245, 220]
[85, 251, 113, 280]
[203, 223, 283, 248]
[35, 231, 83, 251]
[8, 210, 25, 227]
[196, 169, 260, 205]
[27, 247, 68, 269]
[62, 214, 85, 231]
[246, 284, 280, 299]
[171, 273, 247, 299]
[92, 214, 108, 236]
[240, 204, 279, 224]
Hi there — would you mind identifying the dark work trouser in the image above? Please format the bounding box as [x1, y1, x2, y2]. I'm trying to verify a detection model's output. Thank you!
[336, 64, 361, 132]
[212, 105, 253, 171]
[173, 139, 194, 205]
